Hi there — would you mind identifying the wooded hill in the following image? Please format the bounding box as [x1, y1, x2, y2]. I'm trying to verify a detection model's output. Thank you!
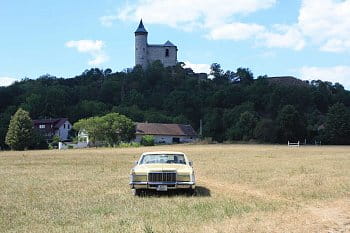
[1, 61, 350, 148]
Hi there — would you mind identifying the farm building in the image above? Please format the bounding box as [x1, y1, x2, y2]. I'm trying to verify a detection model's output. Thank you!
[33, 118, 72, 141]
[134, 123, 198, 144]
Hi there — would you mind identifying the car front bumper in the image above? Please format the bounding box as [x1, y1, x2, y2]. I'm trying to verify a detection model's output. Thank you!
[130, 181, 196, 190]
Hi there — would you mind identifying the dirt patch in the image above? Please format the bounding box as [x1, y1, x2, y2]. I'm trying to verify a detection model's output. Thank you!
[308, 200, 350, 233]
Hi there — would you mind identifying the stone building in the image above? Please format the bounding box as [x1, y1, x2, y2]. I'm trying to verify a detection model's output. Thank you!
[135, 20, 178, 69]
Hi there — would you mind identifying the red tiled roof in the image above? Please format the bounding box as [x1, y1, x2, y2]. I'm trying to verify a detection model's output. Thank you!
[136, 123, 197, 136]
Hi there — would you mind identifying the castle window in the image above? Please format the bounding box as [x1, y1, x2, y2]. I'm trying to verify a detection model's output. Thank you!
[165, 49, 169, 57]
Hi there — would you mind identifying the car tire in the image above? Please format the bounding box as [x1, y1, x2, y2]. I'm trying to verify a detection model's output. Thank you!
[187, 188, 196, 196]
[132, 189, 141, 196]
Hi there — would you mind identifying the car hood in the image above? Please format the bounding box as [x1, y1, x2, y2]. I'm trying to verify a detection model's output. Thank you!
[133, 164, 193, 174]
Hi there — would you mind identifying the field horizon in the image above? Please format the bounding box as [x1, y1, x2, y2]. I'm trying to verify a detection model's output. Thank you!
[1, 144, 350, 232]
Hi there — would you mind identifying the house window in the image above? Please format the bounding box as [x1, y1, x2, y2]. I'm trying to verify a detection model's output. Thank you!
[165, 49, 169, 57]
[68, 124, 70, 129]
[63, 124, 66, 129]
[39, 124, 45, 129]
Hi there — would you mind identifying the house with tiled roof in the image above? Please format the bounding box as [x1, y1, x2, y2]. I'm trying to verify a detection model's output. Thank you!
[134, 122, 198, 144]
[33, 118, 72, 141]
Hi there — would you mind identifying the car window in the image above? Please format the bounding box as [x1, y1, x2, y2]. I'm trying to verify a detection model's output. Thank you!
[140, 154, 186, 164]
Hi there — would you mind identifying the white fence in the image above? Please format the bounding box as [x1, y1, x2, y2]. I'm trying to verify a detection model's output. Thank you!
[58, 142, 88, 150]
[288, 141, 300, 147]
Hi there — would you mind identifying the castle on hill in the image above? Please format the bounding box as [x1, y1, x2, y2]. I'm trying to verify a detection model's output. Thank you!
[135, 20, 178, 69]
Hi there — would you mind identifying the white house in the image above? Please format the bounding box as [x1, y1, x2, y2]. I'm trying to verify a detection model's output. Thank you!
[134, 123, 198, 144]
[33, 118, 72, 141]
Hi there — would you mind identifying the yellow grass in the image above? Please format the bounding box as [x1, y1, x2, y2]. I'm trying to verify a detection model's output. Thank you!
[0, 144, 349, 233]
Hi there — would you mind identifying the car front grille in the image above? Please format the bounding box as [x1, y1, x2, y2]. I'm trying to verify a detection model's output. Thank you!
[148, 172, 176, 182]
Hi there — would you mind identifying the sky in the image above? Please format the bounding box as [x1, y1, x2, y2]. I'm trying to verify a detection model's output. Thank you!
[1, 0, 350, 89]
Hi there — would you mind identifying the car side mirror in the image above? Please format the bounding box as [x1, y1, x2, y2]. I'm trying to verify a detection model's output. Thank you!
[134, 161, 138, 165]
[189, 161, 193, 166]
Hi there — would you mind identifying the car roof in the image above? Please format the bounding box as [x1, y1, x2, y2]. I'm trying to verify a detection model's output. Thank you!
[141, 151, 186, 155]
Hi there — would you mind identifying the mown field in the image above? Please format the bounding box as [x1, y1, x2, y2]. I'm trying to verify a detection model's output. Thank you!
[0, 144, 350, 233]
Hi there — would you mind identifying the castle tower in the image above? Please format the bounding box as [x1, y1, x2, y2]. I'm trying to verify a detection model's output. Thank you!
[135, 19, 148, 69]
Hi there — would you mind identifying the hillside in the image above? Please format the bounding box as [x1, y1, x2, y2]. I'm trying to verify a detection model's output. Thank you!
[1, 62, 350, 148]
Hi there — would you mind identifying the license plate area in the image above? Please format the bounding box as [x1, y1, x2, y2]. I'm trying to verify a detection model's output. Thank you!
[156, 185, 168, 191]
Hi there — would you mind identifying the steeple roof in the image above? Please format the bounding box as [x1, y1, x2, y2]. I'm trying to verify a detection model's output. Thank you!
[135, 19, 148, 34]
[164, 40, 176, 47]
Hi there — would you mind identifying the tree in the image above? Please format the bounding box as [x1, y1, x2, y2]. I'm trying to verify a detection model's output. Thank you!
[254, 119, 278, 143]
[100, 113, 135, 146]
[228, 111, 258, 141]
[210, 63, 223, 79]
[235, 68, 254, 85]
[73, 113, 135, 146]
[73, 117, 105, 145]
[5, 108, 34, 150]
[324, 103, 350, 144]
[277, 105, 306, 143]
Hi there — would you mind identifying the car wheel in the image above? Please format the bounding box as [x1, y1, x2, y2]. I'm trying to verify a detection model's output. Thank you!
[187, 188, 196, 196]
[132, 189, 141, 196]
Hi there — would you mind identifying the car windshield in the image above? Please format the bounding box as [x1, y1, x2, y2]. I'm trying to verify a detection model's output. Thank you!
[140, 154, 186, 165]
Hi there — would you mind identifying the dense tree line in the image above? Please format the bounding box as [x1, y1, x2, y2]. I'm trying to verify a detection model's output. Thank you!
[1, 61, 350, 149]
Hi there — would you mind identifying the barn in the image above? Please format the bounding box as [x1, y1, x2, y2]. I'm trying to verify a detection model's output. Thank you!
[134, 123, 198, 144]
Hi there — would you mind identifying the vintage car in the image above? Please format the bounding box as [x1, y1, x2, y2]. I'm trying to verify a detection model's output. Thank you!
[129, 151, 196, 195]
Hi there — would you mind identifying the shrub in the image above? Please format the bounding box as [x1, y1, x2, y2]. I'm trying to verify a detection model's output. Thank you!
[5, 108, 34, 150]
[141, 135, 155, 146]
[119, 142, 141, 148]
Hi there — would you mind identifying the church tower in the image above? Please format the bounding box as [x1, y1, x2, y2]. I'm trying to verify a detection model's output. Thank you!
[135, 19, 148, 69]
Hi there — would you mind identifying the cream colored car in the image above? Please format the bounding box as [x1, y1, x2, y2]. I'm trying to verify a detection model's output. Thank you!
[129, 151, 196, 195]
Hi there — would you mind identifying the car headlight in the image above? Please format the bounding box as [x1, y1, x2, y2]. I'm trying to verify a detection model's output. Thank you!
[177, 174, 191, 182]
[132, 174, 147, 182]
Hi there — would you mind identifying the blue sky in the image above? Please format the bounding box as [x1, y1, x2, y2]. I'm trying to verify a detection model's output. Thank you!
[1, 0, 350, 89]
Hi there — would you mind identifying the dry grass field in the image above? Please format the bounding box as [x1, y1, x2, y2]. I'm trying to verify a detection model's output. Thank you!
[0, 144, 350, 233]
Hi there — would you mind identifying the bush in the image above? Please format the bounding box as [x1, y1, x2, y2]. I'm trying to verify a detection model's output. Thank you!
[141, 135, 155, 146]
[119, 142, 140, 148]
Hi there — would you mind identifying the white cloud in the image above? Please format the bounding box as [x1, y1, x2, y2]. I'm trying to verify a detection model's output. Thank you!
[208, 23, 265, 40]
[0, 77, 18, 86]
[88, 54, 109, 66]
[298, 0, 350, 52]
[259, 25, 305, 50]
[205, 0, 350, 52]
[65, 40, 109, 66]
[100, 15, 119, 27]
[184, 61, 211, 74]
[320, 39, 350, 53]
[299, 66, 350, 89]
[104, 0, 276, 29]
[208, 23, 305, 50]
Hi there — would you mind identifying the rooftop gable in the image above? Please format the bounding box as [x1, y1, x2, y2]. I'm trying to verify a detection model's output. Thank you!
[33, 118, 69, 129]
